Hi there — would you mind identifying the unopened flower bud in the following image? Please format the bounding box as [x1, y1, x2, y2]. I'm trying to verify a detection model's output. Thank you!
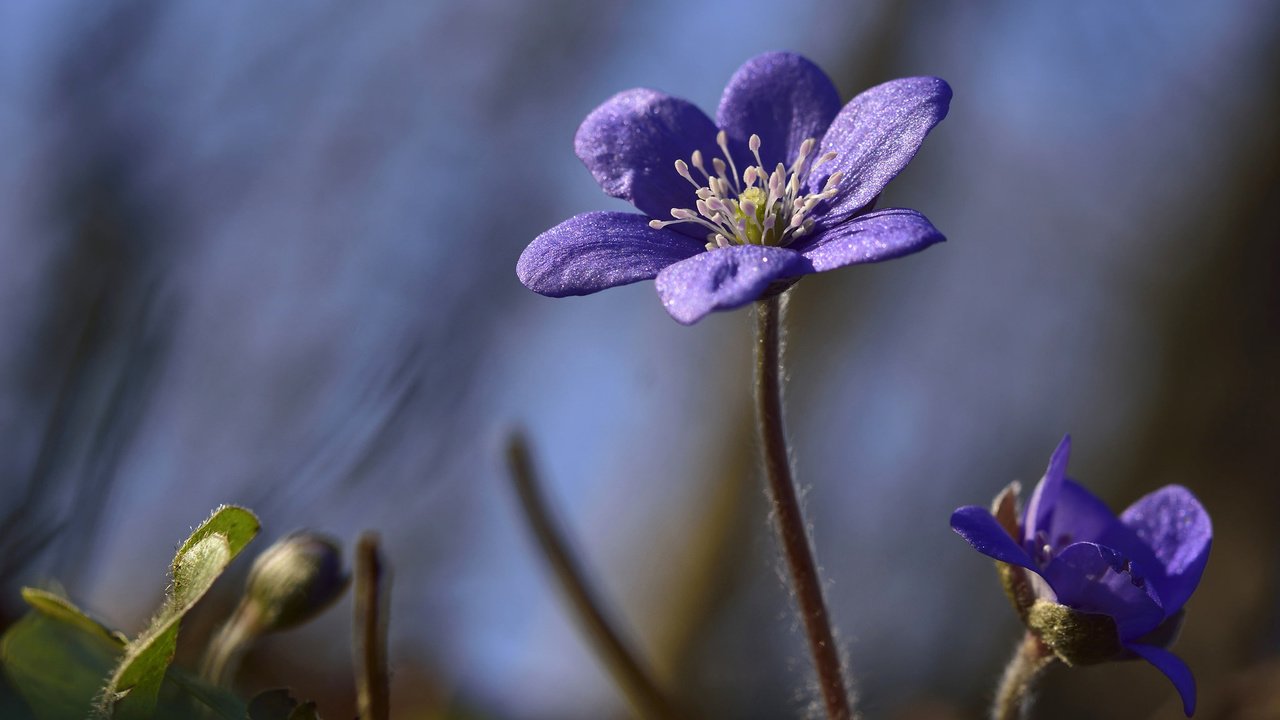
[244, 532, 349, 632]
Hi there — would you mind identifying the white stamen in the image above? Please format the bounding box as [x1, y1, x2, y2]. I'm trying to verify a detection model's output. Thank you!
[691, 150, 709, 179]
[813, 151, 838, 170]
[651, 132, 843, 250]
[797, 137, 814, 161]
[748, 134, 767, 178]
[674, 159, 696, 186]
[716, 130, 741, 194]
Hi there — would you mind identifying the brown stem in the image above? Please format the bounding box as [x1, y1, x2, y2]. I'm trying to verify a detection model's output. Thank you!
[754, 295, 853, 720]
[992, 633, 1055, 720]
[506, 431, 685, 720]
[354, 533, 390, 720]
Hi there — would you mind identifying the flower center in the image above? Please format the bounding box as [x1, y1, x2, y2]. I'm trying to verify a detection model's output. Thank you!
[1031, 531, 1074, 565]
[648, 130, 843, 251]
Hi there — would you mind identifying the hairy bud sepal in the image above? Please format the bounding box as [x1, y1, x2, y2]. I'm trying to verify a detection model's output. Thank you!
[1026, 599, 1123, 666]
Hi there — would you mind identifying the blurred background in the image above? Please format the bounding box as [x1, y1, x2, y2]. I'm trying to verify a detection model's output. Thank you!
[1, 0, 1277, 718]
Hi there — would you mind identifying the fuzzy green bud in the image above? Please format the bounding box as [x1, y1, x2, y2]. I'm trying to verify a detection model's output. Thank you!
[1025, 599, 1123, 666]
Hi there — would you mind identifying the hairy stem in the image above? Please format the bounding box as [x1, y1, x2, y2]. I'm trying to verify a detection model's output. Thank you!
[992, 633, 1055, 720]
[754, 295, 853, 720]
[506, 431, 685, 720]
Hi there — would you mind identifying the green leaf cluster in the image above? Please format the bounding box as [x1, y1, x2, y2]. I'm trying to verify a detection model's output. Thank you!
[1, 506, 260, 720]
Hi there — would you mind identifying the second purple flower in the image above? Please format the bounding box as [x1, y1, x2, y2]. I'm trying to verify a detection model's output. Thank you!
[517, 51, 951, 324]
[952, 436, 1212, 716]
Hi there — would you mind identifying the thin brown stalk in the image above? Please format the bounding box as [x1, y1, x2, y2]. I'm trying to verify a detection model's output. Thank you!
[754, 294, 853, 720]
[354, 532, 390, 720]
[505, 431, 684, 720]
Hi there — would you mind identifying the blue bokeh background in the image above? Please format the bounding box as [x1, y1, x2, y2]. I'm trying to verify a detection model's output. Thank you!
[1, 1, 1277, 718]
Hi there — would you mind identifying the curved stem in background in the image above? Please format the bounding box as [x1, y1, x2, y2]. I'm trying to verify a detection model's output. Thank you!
[506, 431, 686, 720]
[754, 294, 853, 720]
[992, 633, 1055, 720]
[199, 601, 263, 687]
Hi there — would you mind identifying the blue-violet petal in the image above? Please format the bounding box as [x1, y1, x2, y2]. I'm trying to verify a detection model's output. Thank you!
[716, 51, 842, 171]
[1126, 643, 1196, 717]
[1043, 542, 1165, 639]
[1038, 478, 1169, 600]
[518, 212, 705, 297]
[809, 76, 951, 226]
[794, 207, 944, 272]
[654, 245, 809, 325]
[1023, 435, 1072, 548]
[575, 89, 720, 232]
[950, 506, 1041, 574]
[1120, 485, 1212, 615]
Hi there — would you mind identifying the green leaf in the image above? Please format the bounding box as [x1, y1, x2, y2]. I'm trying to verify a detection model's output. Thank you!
[2, 602, 252, 720]
[20, 589, 127, 648]
[164, 667, 247, 720]
[173, 505, 260, 576]
[247, 688, 322, 720]
[1, 610, 123, 720]
[97, 506, 260, 719]
[172, 533, 233, 609]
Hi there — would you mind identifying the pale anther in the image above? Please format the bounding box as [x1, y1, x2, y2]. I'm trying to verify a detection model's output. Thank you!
[653, 132, 843, 250]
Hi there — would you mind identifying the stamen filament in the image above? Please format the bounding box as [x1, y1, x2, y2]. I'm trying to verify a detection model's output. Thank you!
[716, 130, 741, 195]
[653, 133, 842, 251]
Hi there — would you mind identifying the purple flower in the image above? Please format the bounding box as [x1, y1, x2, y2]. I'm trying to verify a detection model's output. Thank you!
[951, 436, 1212, 716]
[517, 52, 951, 324]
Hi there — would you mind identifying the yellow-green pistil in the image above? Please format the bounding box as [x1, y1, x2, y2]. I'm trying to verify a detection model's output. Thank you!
[649, 131, 844, 251]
